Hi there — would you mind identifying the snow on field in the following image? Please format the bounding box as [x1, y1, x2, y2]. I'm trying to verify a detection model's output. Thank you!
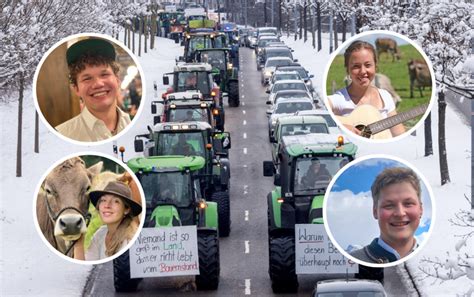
[0, 36, 178, 296]
[282, 34, 472, 296]
[0, 31, 471, 296]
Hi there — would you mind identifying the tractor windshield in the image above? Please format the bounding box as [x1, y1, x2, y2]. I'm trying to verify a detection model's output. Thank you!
[293, 156, 350, 195]
[139, 172, 192, 208]
[201, 51, 226, 71]
[176, 71, 211, 96]
[279, 123, 329, 138]
[189, 36, 213, 52]
[155, 131, 206, 157]
[168, 107, 210, 123]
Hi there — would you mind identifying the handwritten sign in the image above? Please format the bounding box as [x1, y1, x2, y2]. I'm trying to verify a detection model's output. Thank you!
[295, 224, 358, 274]
[129, 226, 199, 278]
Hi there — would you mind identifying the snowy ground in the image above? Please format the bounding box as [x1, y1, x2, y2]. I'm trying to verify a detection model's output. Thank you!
[0, 31, 471, 296]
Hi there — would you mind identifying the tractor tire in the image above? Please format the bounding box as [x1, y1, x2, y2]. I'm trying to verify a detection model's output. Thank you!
[356, 265, 385, 284]
[196, 231, 220, 290]
[113, 250, 142, 292]
[228, 81, 240, 107]
[211, 191, 231, 237]
[269, 236, 298, 293]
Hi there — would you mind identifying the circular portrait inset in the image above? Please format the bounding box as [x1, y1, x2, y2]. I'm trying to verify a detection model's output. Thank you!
[34, 153, 145, 264]
[323, 155, 435, 267]
[323, 30, 435, 142]
[34, 33, 145, 144]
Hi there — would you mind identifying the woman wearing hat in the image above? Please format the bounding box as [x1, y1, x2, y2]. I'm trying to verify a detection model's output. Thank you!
[74, 181, 142, 260]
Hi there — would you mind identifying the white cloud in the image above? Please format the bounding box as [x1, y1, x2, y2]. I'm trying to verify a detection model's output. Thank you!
[326, 189, 379, 250]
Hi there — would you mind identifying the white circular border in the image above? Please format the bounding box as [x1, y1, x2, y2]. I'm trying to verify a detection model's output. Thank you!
[32, 151, 146, 265]
[322, 154, 437, 268]
[32, 32, 147, 146]
[321, 29, 436, 144]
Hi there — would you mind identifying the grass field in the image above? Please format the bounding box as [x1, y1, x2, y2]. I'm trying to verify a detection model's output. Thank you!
[326, 44, 432, 129]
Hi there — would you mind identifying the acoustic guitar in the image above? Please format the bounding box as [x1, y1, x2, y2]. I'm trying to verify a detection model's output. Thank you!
[336, 103, 429, 139]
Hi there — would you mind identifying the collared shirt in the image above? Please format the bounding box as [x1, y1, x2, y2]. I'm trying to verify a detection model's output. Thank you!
[377, 237, 418, 260]
[55, 106, 131, 142]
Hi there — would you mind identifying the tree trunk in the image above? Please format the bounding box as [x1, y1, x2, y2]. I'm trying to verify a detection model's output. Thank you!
[138, 17, 142, 57]
[151, 13, 156, 49]
[123, 24, 127, 45]
[341, 16, 347, 43]
[144, 16, 148, 54]
[334, 16, 338, 49]
[278, 0, 282, 32]
[132, 21, 135, 54]
[311, 7, 315, 49]
[303, 2, 307, 42]
[16, 73, 24, 177]
[34, 111, 39, 153]
[438, 91, 450, 185]
[299, 5, 303, 40]
[317, 2, 321, 51]
[264, 0, 267, 26]
[424, 112, 433, 156]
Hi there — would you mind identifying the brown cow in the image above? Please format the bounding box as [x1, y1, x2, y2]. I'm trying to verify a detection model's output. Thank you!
[375, 38, 401, 62]
[36, 157, 102, 256]
[408, 59, 432, 98]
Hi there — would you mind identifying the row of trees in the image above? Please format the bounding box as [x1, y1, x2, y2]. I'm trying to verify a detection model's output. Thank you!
[0, 0, 139, 177]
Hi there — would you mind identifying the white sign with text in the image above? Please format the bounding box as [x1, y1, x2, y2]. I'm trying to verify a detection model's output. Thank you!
[129, 226, 199, 278]
[295, 224, 358, 274]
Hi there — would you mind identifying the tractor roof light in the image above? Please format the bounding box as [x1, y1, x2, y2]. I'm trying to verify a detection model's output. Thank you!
[206, 143, 212, 150]
[172, 125, 180, 130]
[198, 199, 207, 209]
[192, 94, 200, 99]
[181, 124, 189, 129]
[211, 90, 217, 97]
[337, 135, 344, 147]
[200, 103, 207, 108]
[212, 108, 219, 115]
[119, 146, 125, 153]
[170, 104, 176, 109]
[277, 197, 284, 203]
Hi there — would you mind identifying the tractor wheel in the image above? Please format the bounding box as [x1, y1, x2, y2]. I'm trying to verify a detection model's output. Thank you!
[211, 191, 231, 237]
[228, 81, 240, 107]
[196, 231, 220, 290]
[113, 250, 142, 292]
[269, 236, 298, 293]
[356, 265, 385, 284]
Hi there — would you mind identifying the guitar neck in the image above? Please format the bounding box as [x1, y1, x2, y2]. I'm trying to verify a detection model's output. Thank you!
[368, 104, 429, 135]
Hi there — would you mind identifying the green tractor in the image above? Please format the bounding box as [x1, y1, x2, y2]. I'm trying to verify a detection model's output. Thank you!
[113, 156, 220, 291]
[134, 121, 232, 237]
[263, 134, 382, 293]
[194, 48, 240, 107]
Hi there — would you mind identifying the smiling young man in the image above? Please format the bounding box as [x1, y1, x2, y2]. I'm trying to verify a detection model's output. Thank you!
[55, 38, 131, 142]
[350, 167, 423, 263]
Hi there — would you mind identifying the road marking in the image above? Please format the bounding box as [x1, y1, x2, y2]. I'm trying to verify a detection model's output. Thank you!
[242, 102, 246, 106]
[243, 132, 247, 139]
[245, 279, 251, 295]
[243, 120, 247, 125]
[241, 94, 245, 99]
[243, 147, 247, 154]
[244, 240, 250, 254]
[243, 185, 248, 194]
[245, 210, 249, 221]
[242, 110, 246, 115]
[241, 84, 244, 87]
[243, 165, 248, 168]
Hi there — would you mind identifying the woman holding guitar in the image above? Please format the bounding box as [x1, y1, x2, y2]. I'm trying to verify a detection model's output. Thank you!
[327, 41, 406, 139]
